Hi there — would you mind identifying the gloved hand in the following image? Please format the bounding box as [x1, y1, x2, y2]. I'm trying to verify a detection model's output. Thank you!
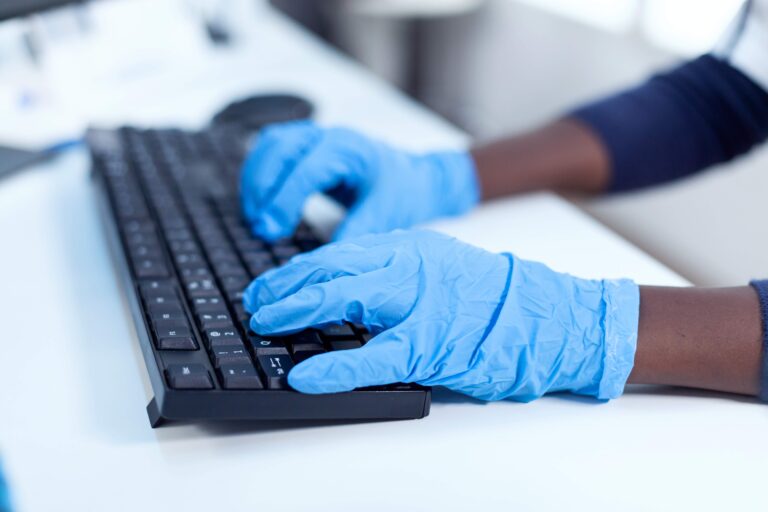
[240, 121, 479, 241]
[244, 230, 640, 402]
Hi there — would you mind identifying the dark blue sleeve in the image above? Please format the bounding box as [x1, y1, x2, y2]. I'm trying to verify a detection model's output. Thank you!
[571, 54, 768, 192]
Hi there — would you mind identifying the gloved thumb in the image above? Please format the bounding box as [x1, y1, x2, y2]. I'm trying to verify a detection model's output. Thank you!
[288, 333, 408, 393]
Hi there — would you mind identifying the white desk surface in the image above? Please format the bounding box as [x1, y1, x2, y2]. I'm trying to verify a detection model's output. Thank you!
[1, 2, 766, 511]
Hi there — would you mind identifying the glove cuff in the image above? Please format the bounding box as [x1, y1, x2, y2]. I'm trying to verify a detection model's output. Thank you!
[596, 278, 640, 399]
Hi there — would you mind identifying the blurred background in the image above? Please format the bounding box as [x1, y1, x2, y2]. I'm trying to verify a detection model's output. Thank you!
[2, 0, 767, 286]
[271, 0, 768, 287]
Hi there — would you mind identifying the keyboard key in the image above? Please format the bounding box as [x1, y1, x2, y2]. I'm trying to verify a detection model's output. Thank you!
[180, 266, 212, 280]
[241, 252, 273, 266]
[256, 354, 294, 389]
[168, 240, 198, 253]
[130, 245, 162, 260]
[246, 260, 274, 277]
[191, 295, 225, 313]
[218, 363, 263, 389]
[271, 243, 300, 259]
[140, 280, 175, 296]
[142, 293, 179, 307]
[154, 323, 192, 339]
[208, 247, 239, 263]
[166, 364, 213, 389]
[212, 261, 248, 279]
[185, 278, 217, 297]
[134, 258, 169, 278]
[319, 323, 357, 340]
[122, 219, 155, 234]
[126, 232, 158, 246]
[150, 310, 186, 323]
[211, 345, 251, 366]
[226, 289, 245, 303]
[247, 335, 288, 355]
[289, 330, 324, 352]
[165, 228, 194, 241]
[329, 340, 362, 351]
[157, 336, 198, 350]
[204, 327, 242, 348]
[293, 349, 324, 364]
[233, 304, 249, 322]
[234, 238, 266, 252]
[197, 312, 233, 329]
[147, 302, 184, 315]
[174, 252, 204, 266]
[221, 276, 250, 293]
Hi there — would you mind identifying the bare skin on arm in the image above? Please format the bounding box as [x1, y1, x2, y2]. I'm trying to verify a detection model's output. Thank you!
[470, 118, 764, 397]
[471, 119, 611, 199]
[631, 286, 762, 396]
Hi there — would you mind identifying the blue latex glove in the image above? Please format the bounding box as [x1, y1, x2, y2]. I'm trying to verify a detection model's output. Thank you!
[244, 230, 640, 401]
[240, 121, 479, 241]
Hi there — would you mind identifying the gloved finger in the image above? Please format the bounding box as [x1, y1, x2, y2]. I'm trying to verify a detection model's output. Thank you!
[249, 268, 409, 334]
[254, 133, 367, 241]
[243, 237, 394, 311]
[240, 121, 320, 225]
[288, 331, 410, 393]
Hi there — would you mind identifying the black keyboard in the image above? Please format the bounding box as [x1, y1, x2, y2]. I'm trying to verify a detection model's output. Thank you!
[88, 126, 430, 427]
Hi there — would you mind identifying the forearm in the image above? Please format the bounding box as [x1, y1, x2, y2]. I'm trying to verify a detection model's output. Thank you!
[629, 286, 763, 396]
[470, 118, 610, 200]
[470, 55, 768, 200]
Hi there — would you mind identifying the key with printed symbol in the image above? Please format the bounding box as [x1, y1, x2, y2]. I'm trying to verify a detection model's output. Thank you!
[166, 364, 213, 389]
[204, 327, 242, 348]
[256, 354, 295, 389]
[185, 278, 217, 297]
[218, 364, 263, 389]
[153, 318, 197, 350]
[134, 258, 168, 278]
[154, 323, 192, 339]
[197, 312, 233, 329]
[247, 335, 289, 356]
[143, 294, 179, 308]
[140, 280, 175, 296]
[150, 310, 186, 323]
[191, 295, 225, 313]
[211, 345, 251, 366]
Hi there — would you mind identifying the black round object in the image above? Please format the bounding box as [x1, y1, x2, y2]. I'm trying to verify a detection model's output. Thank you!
[211, 93, 314, 132]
